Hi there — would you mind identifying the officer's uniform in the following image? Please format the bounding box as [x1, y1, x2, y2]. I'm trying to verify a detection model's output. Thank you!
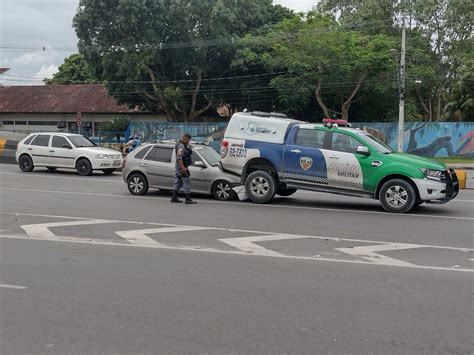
[171, 140, 196, 204]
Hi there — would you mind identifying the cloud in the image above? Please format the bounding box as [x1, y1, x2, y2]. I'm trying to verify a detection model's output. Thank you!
[15, 50, 56, 65]
[35, 64, 59, 80]
[274, 0, 318, 12]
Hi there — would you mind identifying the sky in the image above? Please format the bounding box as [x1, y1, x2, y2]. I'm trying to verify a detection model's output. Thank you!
[0, 0, 316, 86]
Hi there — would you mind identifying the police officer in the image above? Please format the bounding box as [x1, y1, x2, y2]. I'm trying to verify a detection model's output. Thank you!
[171, 133, 197, 204]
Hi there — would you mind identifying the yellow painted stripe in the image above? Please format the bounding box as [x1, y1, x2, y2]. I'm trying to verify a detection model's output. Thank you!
[0, 139, 6, 149]
[454, 169, 466, 189]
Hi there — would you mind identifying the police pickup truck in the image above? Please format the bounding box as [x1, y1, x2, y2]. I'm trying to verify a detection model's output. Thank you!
[220, 112, 458, 213]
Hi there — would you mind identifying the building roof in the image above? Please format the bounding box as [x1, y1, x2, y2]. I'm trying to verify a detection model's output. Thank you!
[0, 84, 138, 114]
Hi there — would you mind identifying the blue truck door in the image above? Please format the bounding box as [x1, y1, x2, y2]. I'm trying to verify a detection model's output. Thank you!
[282, 127, 328, 186]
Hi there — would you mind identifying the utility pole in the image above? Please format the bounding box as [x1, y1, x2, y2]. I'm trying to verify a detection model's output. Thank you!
[397, 16, 406, 153]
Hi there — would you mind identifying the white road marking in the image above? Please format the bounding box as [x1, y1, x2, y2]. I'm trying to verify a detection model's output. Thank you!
[21, 219, 114, 241]
[115, 226, 212, 247]
[336, 243, 422, 266]
[0, 283, 27, 290]
[1, 187, 472, 221]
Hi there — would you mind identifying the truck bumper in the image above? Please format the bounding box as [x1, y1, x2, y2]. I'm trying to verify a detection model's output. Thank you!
[413, 169, 459, 204]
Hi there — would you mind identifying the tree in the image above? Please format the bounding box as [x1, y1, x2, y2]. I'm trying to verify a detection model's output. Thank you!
[44, 54, 95, 85]
[73, 0, 283, 122]
[319, 0, 474, 121]
[101, 115, 130, 143]
[240, 13, 398, 121]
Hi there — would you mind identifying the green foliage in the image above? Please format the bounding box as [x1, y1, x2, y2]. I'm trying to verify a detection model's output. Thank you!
[73, 0, 286, 121]
[239, 13, 399, 121]
[44, 54, 95, 85]
[101, 115, 130, 132]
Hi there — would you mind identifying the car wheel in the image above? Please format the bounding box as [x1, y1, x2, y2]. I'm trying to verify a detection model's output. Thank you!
[127, 173, 149, 195]
[46, 167, 57, 172]
[245, 170, 276, 204]
[212, 180, 236, 201]
[76, 158, 93, 176]
[379, 179, 417, 213]
[276, 187, 297, 197]
[19, 155, 34, 172]
[102, 169, 116, 175]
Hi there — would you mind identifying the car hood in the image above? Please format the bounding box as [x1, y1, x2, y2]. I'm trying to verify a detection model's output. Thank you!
[77, 146, 122, 157]
[384, 152, 446, 170]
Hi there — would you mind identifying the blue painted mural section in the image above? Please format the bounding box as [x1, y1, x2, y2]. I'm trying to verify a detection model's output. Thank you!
[129, 121, 474, 157]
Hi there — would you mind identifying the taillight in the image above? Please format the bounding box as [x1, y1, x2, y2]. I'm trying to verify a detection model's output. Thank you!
[221, 140, 229, 158]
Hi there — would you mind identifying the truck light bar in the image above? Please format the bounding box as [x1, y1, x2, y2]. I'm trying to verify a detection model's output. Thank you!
[322, 118, 351, 128]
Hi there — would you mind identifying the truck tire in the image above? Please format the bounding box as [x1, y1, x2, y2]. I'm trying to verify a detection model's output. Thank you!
[379, 179, 417, 213]
[245, 170, 277, 204]
[276, 187, 297, 197]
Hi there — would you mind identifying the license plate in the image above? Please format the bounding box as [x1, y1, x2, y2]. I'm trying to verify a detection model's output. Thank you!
[113, 160, 122, 167]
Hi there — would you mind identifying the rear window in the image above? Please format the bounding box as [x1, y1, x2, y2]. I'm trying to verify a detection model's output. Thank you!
[31, 134, 50, 147]
[295, 129, 326, 149]
[145, 147, 173, 163]
[134, 145, 153, 159]
[23, 135, 36, 145]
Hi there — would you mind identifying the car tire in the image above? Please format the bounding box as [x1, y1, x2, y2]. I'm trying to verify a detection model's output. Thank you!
[379, 179, 417, 213]
[245, 170, 277, 204]
[102, 169, 116, 175]
[127, 173, 149, 195]
[46, 167, 57, 172]
[212, 180, 236, 201]
[76, 158, 93, 176]
[19, 155, 34, 172]
[276, 187, 297, 197]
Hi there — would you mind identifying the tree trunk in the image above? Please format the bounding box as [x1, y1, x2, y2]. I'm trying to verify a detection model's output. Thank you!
[340, 71, 367, 122]
[143, 65, 174, 121]
[314, 66, 330, 119]
[436, 86, 443, 121]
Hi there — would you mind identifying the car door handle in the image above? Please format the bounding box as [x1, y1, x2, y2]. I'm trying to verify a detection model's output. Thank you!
[140, 163, 149, 167]
[27, 148, 33, 151]
[49, 150, 55, 153]
[290, 149, 301, 154]
[328, 155, 339, 159]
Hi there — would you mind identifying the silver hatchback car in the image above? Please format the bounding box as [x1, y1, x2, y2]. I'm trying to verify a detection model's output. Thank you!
[122, 142, 241, 200]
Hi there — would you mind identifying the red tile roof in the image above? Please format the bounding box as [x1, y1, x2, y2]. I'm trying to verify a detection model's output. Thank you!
[0, 84, 138, 114]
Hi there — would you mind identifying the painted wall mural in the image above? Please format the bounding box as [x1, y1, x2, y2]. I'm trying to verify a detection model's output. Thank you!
[129, 121, 474, 158]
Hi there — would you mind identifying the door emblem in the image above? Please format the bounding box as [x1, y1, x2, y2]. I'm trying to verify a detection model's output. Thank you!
[300, 157, 313, 171]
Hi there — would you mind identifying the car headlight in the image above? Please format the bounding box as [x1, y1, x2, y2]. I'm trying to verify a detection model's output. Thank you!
[95, 154, 110, 159]
[421, 168, 444, 181]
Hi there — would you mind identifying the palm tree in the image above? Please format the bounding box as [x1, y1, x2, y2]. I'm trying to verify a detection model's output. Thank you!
[101, 115, 130, 142]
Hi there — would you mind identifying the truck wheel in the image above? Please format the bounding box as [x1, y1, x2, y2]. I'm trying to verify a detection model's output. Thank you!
[379, 179, 417, 213]
[245, 170, 276, 204]
[276, 187, 297, 197]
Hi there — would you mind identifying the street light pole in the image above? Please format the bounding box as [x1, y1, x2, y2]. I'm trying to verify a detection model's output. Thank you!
[397, 16, 406, 153]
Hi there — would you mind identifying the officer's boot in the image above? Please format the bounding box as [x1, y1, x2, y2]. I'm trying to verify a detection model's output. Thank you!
[170, 191, 182, 203]
[184, 194, 197, 205]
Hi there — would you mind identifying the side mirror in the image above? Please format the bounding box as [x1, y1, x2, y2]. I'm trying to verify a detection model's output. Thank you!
[62, 144, 72, 149]
[194, 161, 207, 168]
[356, 146, 370, 156]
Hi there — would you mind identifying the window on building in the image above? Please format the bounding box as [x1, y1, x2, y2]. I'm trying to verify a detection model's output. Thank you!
[2, 121, 14, 125]
[29, 121, 57, 126]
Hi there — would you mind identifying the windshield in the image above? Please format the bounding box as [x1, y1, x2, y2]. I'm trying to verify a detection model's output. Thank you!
[357, 132, 394, 154]
[68, 135, 96, 148]
[196, 146, 220, 166]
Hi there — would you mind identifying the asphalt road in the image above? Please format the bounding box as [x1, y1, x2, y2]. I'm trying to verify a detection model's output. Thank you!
[0, 163, 473, 354]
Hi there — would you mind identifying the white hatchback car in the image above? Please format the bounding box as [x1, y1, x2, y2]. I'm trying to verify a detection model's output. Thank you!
[16, 132, 123, 175]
